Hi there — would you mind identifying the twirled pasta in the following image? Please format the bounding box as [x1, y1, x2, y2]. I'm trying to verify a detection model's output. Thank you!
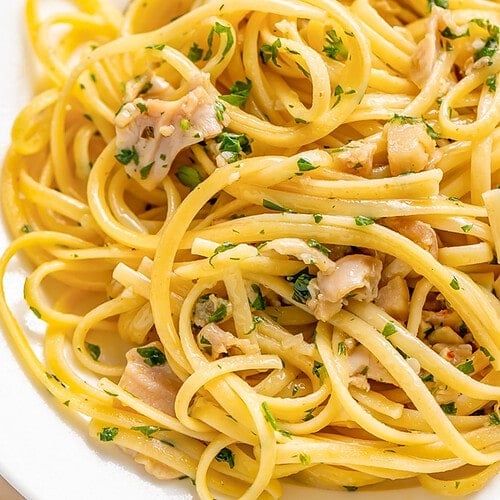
[1, 0, 500, 498]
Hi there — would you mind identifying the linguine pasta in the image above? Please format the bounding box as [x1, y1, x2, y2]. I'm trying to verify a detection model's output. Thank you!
[1, 0, 500, 498]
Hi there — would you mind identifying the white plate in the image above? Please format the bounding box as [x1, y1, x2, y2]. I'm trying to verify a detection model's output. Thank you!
[0, 1, 497, 499]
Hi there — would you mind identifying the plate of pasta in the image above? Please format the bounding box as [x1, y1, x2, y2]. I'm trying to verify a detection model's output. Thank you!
[1, 0, 500, 499]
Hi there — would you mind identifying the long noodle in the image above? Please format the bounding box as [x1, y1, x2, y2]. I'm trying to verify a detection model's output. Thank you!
[1, 0, 500, 498]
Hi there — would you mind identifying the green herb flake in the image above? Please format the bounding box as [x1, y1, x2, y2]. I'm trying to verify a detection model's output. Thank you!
[131, 425, 163, 437]
[140, 161, 154, 180]
[295, 62, 310, 78]
[420, 372, 434, 382]
[312, 360, 325, 380]
[214, 100, 226, 122]
[297, 157, 317, 172]
[175, 165, 204, 190]
[99, 427, 119, 442]
[261, 401, 291, 438]
[486, 74, 497, 93]
[307, 239, 330, 255]
[489, 412, 500, 425]
[139, 81, 153, 95]
[449, 276, 460, 290]
[220, 79, 252, 107]
[427, 0, 448, 12]
[250, 284, 266, 310]
[288, 270, 314, 304]
[85, 342, 101, 361]
[313, 213, 323, 224]
[30, 306, 42, 319]
[260, 38, 282, 66]
[440, 27, 469, 39]
[440, 402, 457, 415]
[461, 224, 473, 233]
[457, 359, 474, 374]
[343, 486, 358, 492]
[215, 447, 235, 468]
[146, 43, 165, 50]
[354, 215, 375, 226]
[115, 146, 139, 166]
[263, 199, 290, 212]
[209, 242, 238, 265]
[180, 118, 191, 131]
[298, 452, 311, 465]
[480, 346, 495, 361]
[382, 322, 397, 338]
[136, 102, 148, 113]
[136, 346, 166, 366]
[207, 303, 227, 323]
[21, 224, 33, 233]
[215, 132, 252, 163]
[205, 22, 234, 61]
[187, 42, 203, 62]
[337, 341, 347, 356]
[323, 29, 348, 61]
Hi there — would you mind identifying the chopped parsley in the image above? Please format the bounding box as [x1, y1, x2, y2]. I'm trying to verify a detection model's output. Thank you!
[136, 102, 148, 113]
[472, 21, 499, 62]
[337, 341, 347, 356]
[263, 199, 291, 212]
[297, 157, 317, 172]
[215, 447, 235, 468]
[140, 161, 154, 180]
[456, 359, 474, 375]
[209, 242, 238, 265]
[205, 22, 234, 61]
[313, 213, 323, 224]
[420, 372, 434, 382]
[489, 412, 500, 425]
[250, 284, 266, 310]
[220, 79, 252, 107]
[261, 401, 291, 438]
[260, 38, 282, 66]
[207, 303, 228, 323]
[215, 132, 252, 163]
[354, 215, 375, 226]
[440, 402, 457, 415]
[381, 322, 397, 337]
[461, 224, 473, 233]
[307, 239, 330, 255]
[343, 486, 358, 492]
[323, 29, 348, 61]
[21, 224, 33, 233]
[115, 146, 139, 166]
[295, 62, 310, 78]
[486, 74, 497, 93]
[85, 342, 101, 361]
[175, 165, 204, 189]
[99, 427, 119, 442]
[214, 100, 226, 122]
[131, 425, 163, 437]
[449, 276, 460, 290]
[427, 0, 448, 11]
[187, 42, 203, 62]
[146, 43, 165, 50]
[298, 452, 311, 465]
[287, 268, 315, 304]
[312, 360, 325, 380]
[136, 346, 166, 366]
[30, 306, 42, 319]
[480, 346, 495, 361]
[440, 27, 469, 39]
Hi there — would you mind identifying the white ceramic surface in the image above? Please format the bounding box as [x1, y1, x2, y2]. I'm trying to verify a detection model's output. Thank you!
[0, 1, 497, 499]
